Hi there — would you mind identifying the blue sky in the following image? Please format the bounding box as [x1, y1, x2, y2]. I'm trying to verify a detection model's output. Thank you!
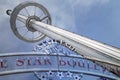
[0, 0, 120, 53]
[74, 0, 120, 47]
[0, 0, 120, 80]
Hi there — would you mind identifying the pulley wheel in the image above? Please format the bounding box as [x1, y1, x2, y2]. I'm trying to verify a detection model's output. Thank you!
[10, 1, 51, 42]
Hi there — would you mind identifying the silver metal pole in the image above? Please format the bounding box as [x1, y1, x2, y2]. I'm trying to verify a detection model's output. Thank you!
[6, 1, 120, 76]
[7, 12, 120, 67]
[32, 19, 120, 64]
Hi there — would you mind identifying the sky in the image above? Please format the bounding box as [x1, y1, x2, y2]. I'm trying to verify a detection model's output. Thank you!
[0, 0, 120, 53]
[0, 0, 120, 80]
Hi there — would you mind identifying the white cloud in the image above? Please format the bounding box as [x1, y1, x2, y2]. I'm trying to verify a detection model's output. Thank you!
[42, 0, 77, 31]
[69, 0, 109, 7]
[66, 0, 110, 22]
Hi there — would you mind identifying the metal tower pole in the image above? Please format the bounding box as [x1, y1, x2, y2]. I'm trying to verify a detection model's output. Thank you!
[7, 10, 120, 66]
[7, 1, 120, 76]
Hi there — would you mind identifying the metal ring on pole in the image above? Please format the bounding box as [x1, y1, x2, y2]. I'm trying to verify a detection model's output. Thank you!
[10, 1, 51, 42]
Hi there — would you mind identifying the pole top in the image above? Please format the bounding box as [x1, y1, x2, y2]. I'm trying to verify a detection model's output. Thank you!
[7, 1, 51, 43]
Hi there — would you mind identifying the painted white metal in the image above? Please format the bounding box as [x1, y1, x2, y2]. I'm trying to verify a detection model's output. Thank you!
[31, 20, 120, 64]
[17, 14, 27, 23]
[7, 7, 120, 76]
[10, 13, 120, 67]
